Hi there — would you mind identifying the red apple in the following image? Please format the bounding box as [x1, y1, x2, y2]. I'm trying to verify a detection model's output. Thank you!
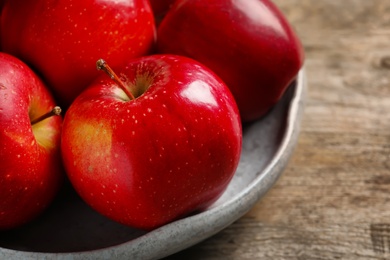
[0, 52, 63, 230]
[61, 54, 242, 230]
[157, 0, 304, 122]
[1, 0, 156, 108]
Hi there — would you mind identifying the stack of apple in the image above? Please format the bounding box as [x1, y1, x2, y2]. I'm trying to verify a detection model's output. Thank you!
[0, 0, 303, 231]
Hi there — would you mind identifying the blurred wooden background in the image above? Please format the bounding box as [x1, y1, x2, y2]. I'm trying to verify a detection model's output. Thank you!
[166, 0, 390, 259]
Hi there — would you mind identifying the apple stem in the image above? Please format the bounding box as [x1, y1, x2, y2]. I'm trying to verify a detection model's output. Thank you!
[31, 106, 62, 125]
[96, 59, 135, 100]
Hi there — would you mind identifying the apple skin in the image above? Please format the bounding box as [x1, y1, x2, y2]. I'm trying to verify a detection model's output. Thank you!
[0, 52, 63, 230]
[149, 0, 176, 23]
[61, 54, 242, 230]
[157, 0, 304, 122]
[1, 0, 156, 108]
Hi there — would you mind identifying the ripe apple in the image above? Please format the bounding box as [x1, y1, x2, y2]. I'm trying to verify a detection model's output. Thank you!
[0, 52, 63, 229]
[1, 0, 156, 108]
[61, 54, 242, 230]
[157, 0, 304, 122]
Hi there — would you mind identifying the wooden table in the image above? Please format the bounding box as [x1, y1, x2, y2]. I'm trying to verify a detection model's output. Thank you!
[165, 0, 390, 259]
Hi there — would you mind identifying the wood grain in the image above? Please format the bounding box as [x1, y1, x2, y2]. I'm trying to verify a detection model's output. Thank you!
[165, 0, 390, 259]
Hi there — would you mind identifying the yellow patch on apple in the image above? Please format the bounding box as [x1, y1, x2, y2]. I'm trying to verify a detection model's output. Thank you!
[68, 119, 113, 176]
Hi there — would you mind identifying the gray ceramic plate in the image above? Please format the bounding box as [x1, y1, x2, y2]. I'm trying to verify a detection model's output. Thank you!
[0, 69, 306, 260]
